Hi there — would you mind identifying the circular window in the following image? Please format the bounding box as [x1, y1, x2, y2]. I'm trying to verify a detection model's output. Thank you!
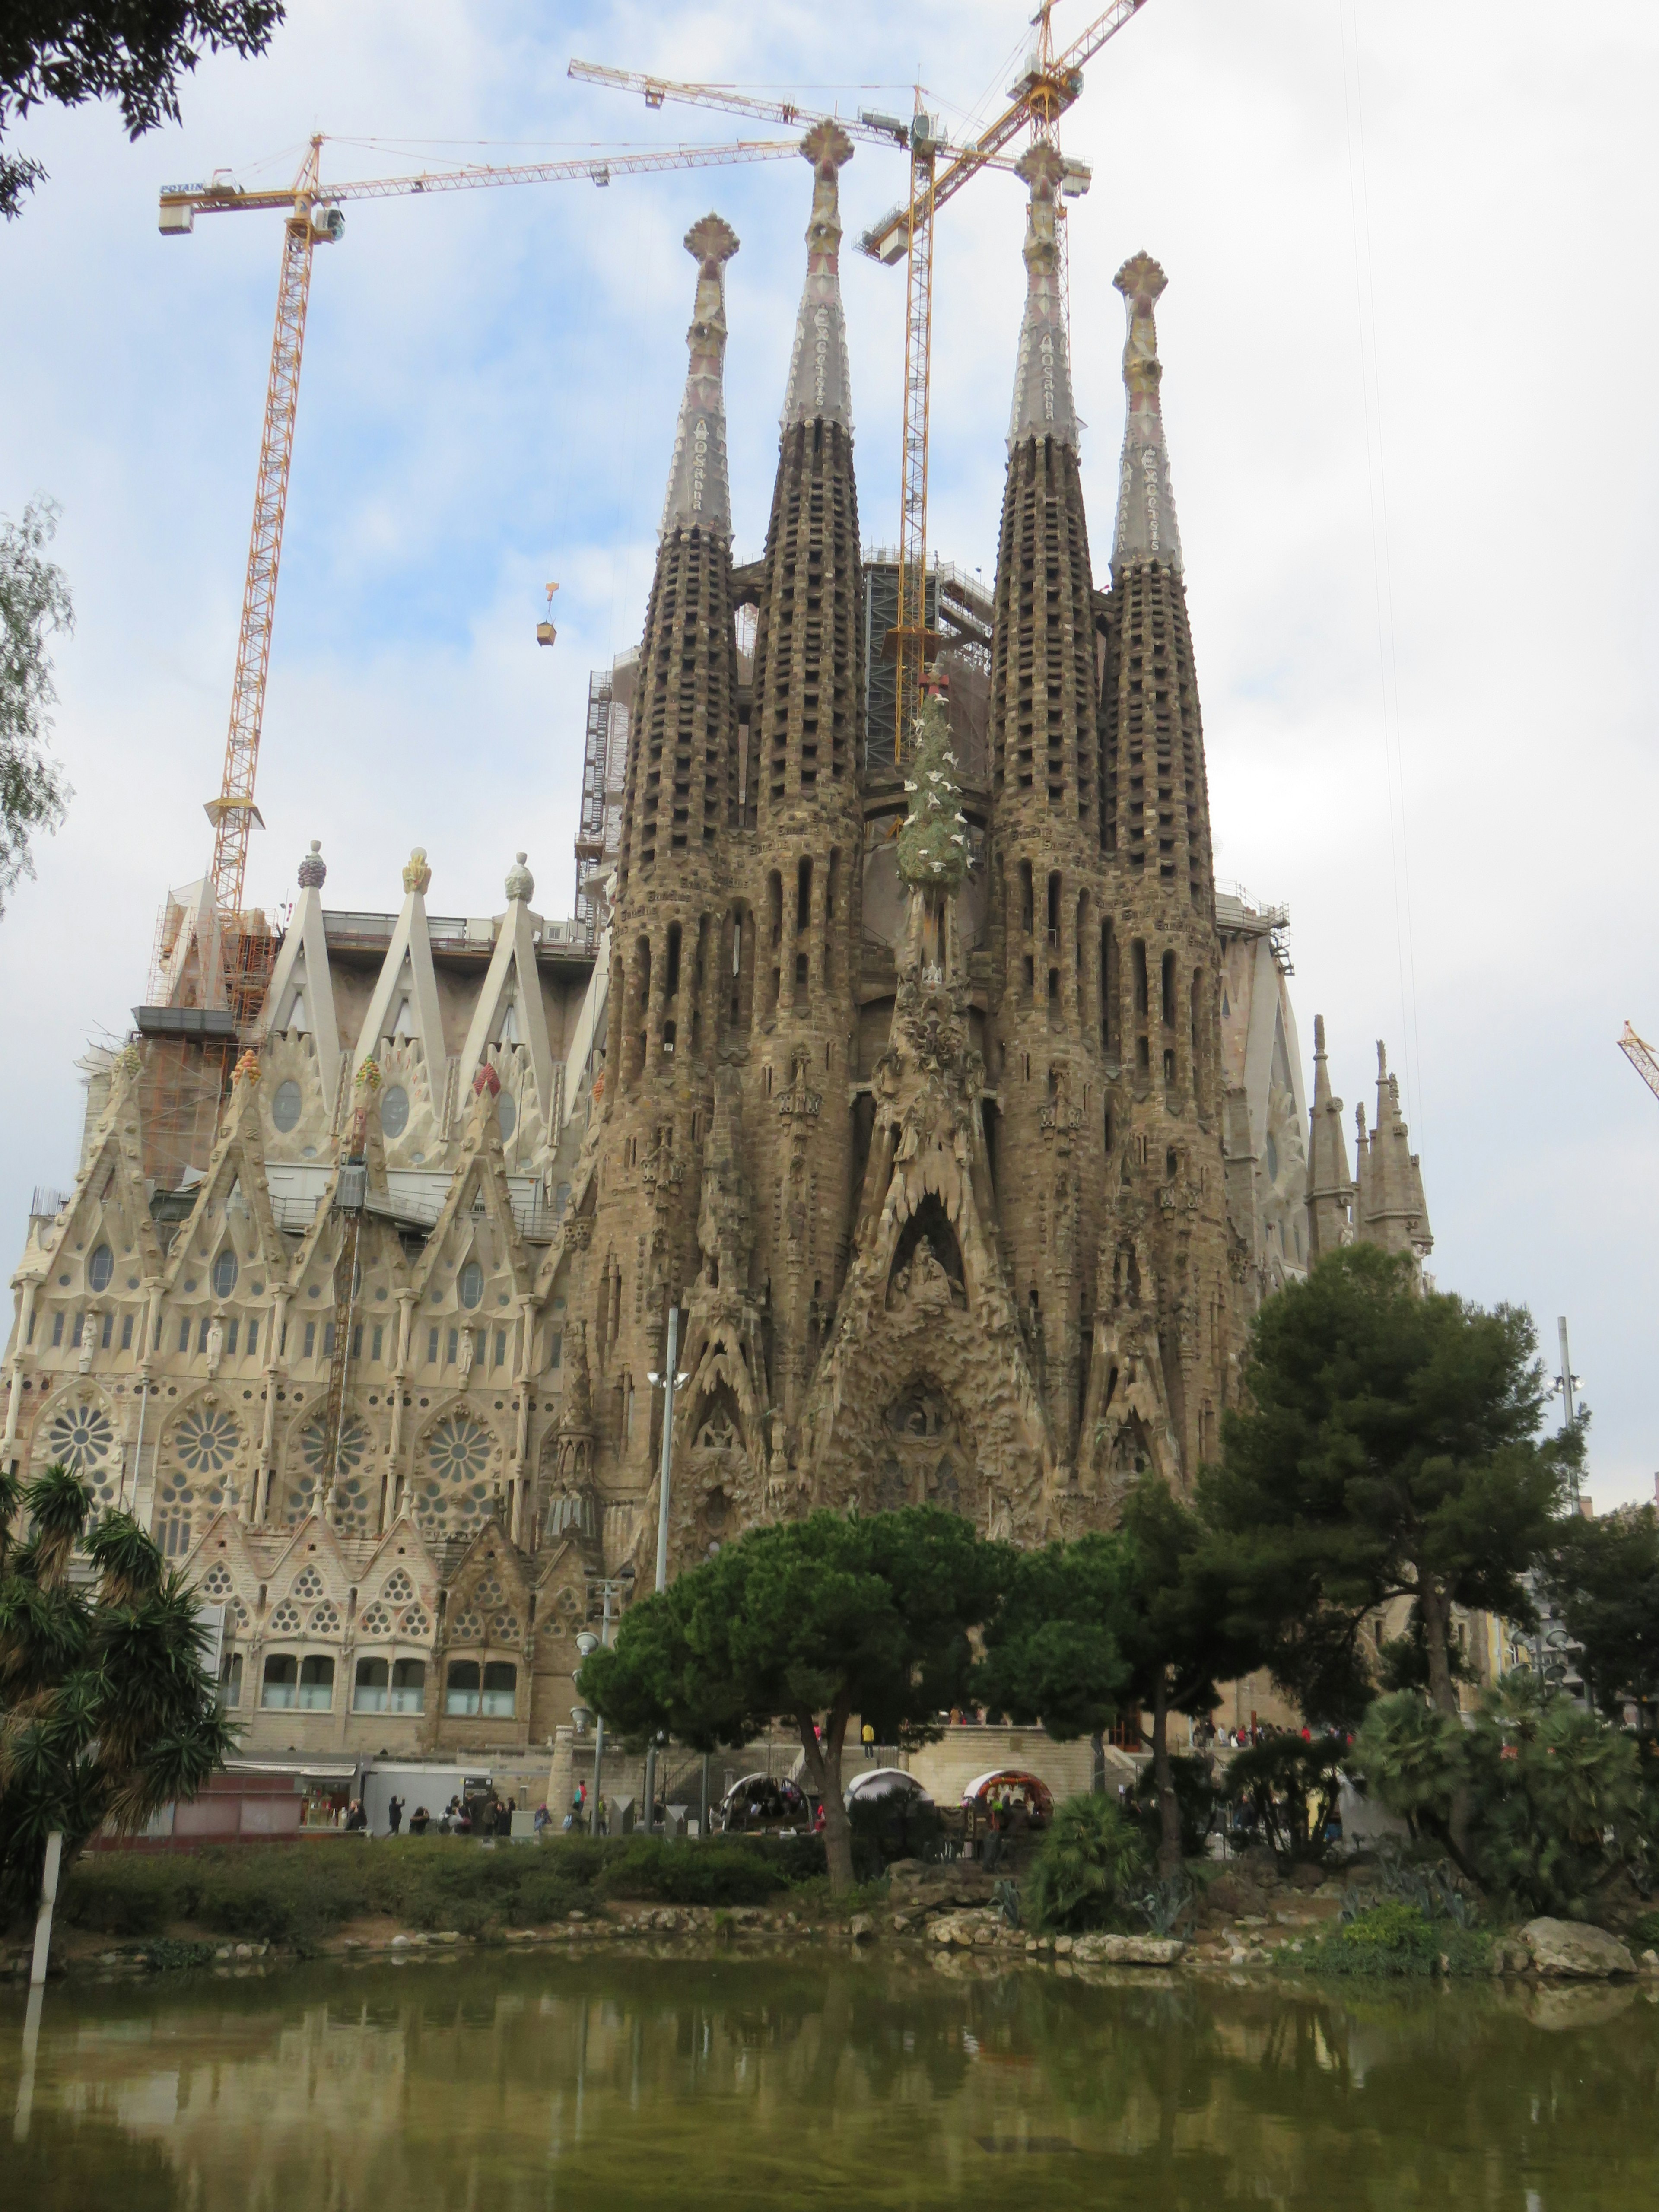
[272, 1080, 302, 1133]
[381, 1084, 410, 1139]
[498, 1092, 516, 1141]
[88, 1245, 113, 1293]
[416, 1414, 493, 1537]
[213, 1248, 238, 1300]
[174, 1404, 240, 1476]
[458, 1262, 484, 1311]
[47, 1402, 115, 1496]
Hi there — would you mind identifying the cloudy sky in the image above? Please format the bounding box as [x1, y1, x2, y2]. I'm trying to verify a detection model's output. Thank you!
[3, 0, 1655, 1501]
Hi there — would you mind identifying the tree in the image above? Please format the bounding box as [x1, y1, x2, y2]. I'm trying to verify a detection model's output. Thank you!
[1550, 1506, 1659, 1734]
[1116, 1475, 1258, 1878]
[580, 1506, 1007, 1895]
[977, 1532, 1131, 1785]
[1355, 1673, 1655, 1913]
[1203, 1245, 1575, 1729]
[0, 498, 73, 912]
[2, 4, 284, 218]
[0, 1463, 236, 1925]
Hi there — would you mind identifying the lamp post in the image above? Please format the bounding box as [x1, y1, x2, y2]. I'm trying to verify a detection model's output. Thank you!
[643, 1305, 689, 1830]
[572, 1568, 632, 1832]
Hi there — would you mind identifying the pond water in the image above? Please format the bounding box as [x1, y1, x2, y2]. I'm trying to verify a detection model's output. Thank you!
[3, 1951, 1656, 2210]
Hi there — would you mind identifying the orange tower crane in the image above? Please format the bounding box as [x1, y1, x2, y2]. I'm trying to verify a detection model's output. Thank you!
[160, 130, 806, 1018]
[572, 0, 1153, 755]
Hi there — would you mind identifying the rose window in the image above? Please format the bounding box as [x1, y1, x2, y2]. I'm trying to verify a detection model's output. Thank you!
[359, 1602, 393, 1637]
[201, 1563, 233, 1601]
[414, 1415, 493, 1535]
[268, 1600, 302, 1634]
[301, 1416, 367, 1481]
[400, 1604, 430, 1638]
[450, 1608, 483, 1645]
[292, 1566, 325, 1602]
[174, 1405, 240, 1478]
[383, 1569, 415, 1605]
[47, 1402, 114, 1484]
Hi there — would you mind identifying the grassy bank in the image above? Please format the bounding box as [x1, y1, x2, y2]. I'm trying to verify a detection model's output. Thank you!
[1295, 1900, 1493, 1978]
[52, 1834, 830, 1951]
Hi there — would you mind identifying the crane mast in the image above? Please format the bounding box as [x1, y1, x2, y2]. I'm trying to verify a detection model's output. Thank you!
[164, 131, 802, 1018]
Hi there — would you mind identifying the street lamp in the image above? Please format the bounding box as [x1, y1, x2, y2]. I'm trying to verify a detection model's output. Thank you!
[642, 1306, 689, 1829]
[572, 1568, 633, 1832]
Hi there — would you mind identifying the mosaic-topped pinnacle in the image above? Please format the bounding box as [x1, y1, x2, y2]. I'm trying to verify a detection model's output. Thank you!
[660, 213, 739, 541]
[1007, 143, 1077, 452]
[505, 851, 534, 903]
[402, 846, 431, 896]
[1111, 251, 1183, 575]
[297, 839, 326, 889]
[781, 122, 854, 432]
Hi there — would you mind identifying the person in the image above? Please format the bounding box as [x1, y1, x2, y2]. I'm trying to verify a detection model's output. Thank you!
[387, 1793, 404, 1837]
[496, 1799, 512, 1838]
[345, 1799, 367, 1833]
[982, 1797, 1004, 1874]
[410, 1805, 429, 1837]
[595, 1793, 608, 1837]
[861, 1722, 876, 1762]
[534, 1802, 550, 1836]
[813, 1798, 825, 1834]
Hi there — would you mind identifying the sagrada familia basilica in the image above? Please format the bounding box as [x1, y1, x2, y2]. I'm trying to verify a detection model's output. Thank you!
[2, 127, 1432, 1767]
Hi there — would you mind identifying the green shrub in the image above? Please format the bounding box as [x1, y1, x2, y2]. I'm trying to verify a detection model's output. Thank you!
[1626, 1909, 1659, 1952]
[1025, 1794, 1149, 1934]
[597, 1838, 785, 1906]
[1304, 1900, 1490, 1979]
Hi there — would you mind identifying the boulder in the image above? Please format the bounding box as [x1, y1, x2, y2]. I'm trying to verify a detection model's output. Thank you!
[1519, 1919, 1635, 1978]
[930, 1910, 1002, 1948]
[849, 1914, 875, 1942]
[1288, 1862, 1326, 1893]
[1069, 1933, 1185, 1967]
[1234, 1845, 1279, 1884]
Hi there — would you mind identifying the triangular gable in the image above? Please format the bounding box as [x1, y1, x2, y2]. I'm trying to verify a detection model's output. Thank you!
[361, 1513, 440, 1595]
[55, 1049, 167, 1286]
[161, 1062, 290, 1293]
[410, 1082, 532, 1301]
[261, 1511, 356, 1601]
[459, 891, 555, 1128]
[352, 880, 446, 1089]
[260, 866, 342, 1112]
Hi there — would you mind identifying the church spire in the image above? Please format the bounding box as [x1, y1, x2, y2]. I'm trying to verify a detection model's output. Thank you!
[660, 214, 739, 539]
[1111, 252, 1183, 575]
[1305, 1014, 1355, 1262]
[1007, 144, 1077, 450]
[781, 121, 853, 431]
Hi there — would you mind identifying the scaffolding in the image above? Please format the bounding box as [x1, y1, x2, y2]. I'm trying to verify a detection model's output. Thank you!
[573, 653, 632, 946]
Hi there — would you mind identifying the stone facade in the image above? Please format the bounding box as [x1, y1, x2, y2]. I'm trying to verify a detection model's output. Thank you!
[2, 135, 1436, 1766]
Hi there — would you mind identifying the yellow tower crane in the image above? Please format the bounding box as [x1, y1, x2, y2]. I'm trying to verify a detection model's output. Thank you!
[572, 0, 1154, 756]
[160, 130, 807, 1020]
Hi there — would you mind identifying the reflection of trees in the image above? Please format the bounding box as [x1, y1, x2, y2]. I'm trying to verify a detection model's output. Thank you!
[15, 1955, 1659, 2206]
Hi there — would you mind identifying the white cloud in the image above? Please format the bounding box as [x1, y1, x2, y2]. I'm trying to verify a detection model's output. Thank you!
[3, 0, 1655, 1501]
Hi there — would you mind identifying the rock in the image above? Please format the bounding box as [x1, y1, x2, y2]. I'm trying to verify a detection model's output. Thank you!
[435, 1931, 459, 1945]
[1203, 1875, 1265, 1919]
[891, 1913, 915, 1934]
[1288, 1862, 1326, 1893]
[567, 1910, 586, 1923]
[1070, 1933, 1186, 1967]
[1640, 1949, 1659, 1977]
[234, 1944, 253, 1960]
[1053, 1935, 1075, 1957]
[849, 1914, 875, 1943]
[391, 1935, 411, 1948]
[930, 1910, 1000, 1948]
[1520, 1918, 1636, 1978]
[1234, 1845, 1279, 1884]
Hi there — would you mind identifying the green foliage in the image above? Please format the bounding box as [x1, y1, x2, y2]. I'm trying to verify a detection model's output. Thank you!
[0, 497, 72, 911]
[896, 694, 970, 894]
[1303, 1899, 1491, 1979]
[978, 1532, 1130, 1740]
[57, 1831, 816, 1946]
[0, 1468, 235, 1923]
[1130, 1754, 1217, 1860]
[581, 1505, 1007, 1892]
[1354, 1674, 1656, 1918]
[1024, 1793, 1149, 1935]
[1549, 1506, 1659, 1729]
[1, 4, 285, 218]
[1223, 1736, 1346, 1864]
[1203, 1245, 1574, 1720]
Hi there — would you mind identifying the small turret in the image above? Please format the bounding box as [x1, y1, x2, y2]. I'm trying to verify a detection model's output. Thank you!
[659, 214, 739, 541]
[1111, 252, 1183, 576]
[1304, 1014, 1355, 1261]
